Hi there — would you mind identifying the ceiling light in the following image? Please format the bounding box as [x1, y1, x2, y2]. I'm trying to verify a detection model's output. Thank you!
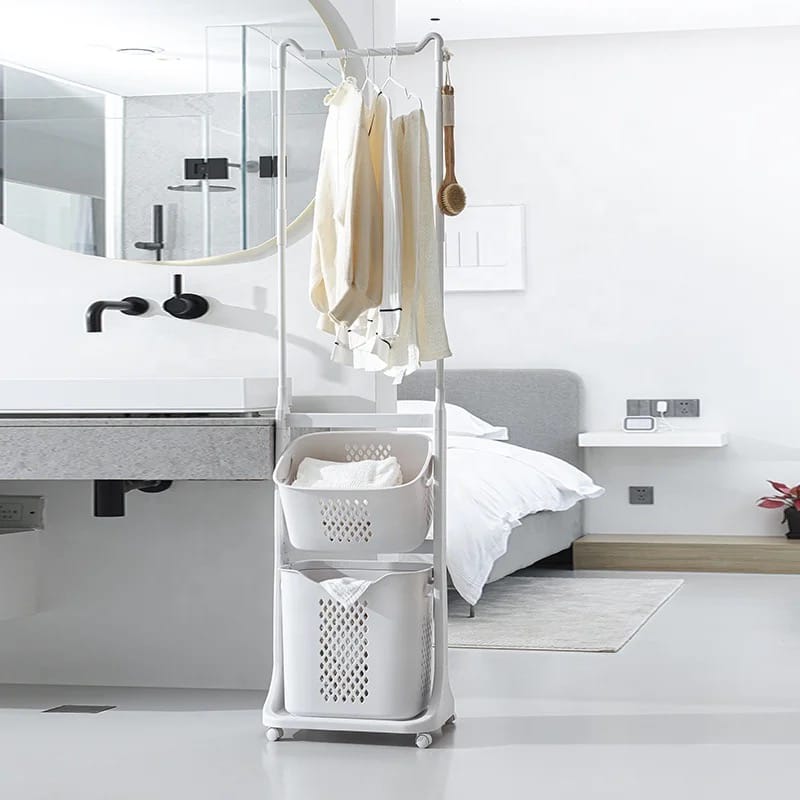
[115, 47, 163, 56]
[430, 17, 441, 21]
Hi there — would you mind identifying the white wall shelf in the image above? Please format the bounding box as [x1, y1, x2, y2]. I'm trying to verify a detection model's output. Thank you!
[578, 431, 728, 448]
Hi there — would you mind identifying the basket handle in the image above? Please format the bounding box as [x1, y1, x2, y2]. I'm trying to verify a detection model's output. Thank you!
[424, 456, 436, 488]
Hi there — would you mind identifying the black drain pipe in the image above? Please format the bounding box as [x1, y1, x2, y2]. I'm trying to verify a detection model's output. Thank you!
[93, 480, 173, 517]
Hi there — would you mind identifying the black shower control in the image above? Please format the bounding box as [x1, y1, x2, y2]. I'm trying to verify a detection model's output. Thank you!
[259, 155, 286, 178]
[184, 157, 230, 181]
[162, 274, 209, 320]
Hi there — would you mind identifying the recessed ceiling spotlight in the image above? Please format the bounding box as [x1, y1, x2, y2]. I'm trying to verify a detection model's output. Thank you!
[116, 47, 163, 56]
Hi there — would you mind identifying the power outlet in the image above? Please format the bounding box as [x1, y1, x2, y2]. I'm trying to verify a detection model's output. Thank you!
[0, 496, 44, 531]
[674, 399, 700, 417]
[629, 486, 654, 505]
[626, 399, 700, 418]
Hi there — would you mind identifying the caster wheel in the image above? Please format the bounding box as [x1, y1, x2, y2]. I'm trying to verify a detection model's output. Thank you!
[266, 727, 284, 742]
[415, 733, 433, 749]
[445, 715, 456, 726]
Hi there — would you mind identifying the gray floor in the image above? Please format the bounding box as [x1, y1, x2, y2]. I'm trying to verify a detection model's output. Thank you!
[2, 570, 800, 799]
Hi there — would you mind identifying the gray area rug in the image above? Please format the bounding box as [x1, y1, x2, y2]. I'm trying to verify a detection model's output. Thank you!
[448, 576, 683, 652]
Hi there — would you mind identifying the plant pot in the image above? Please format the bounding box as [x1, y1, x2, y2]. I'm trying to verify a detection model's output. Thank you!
[785, 507, 800, 539]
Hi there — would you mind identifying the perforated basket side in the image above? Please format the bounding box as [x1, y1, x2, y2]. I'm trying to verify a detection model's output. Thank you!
[318, 598, 370, 707]
[318, 497, 374, 544]
[420, 604, 433, 707]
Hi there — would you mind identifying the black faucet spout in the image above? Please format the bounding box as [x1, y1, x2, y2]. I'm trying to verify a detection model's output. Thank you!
[86, 297, 149, 332]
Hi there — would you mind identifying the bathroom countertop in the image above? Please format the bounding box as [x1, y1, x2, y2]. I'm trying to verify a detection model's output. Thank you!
[0, 414, 276, 427]
[0, 414, 276, 480]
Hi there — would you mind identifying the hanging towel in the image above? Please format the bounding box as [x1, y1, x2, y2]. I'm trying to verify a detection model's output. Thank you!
[383, 108, 451, 383]
[310, 78, 383, 331]
[293, 456, 404, 489]
[403, 109, 451, 365]
[319, 577, 373, 608]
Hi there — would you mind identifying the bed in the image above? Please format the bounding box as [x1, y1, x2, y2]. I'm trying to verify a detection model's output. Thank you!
[399, 369, 585, 592]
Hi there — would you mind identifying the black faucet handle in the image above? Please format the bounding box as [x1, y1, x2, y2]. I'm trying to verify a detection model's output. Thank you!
[163, 274, 209, 320]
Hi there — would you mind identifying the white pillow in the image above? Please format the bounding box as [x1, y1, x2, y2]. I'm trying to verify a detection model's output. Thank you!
[448, 436, 605, 503]
[397, 400, 509, 440]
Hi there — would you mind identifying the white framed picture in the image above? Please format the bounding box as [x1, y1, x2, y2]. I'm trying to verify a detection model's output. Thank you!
[444, 204, 526, 292]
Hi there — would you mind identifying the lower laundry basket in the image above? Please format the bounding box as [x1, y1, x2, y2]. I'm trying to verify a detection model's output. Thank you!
[281, 561, 434, 721]
[274, 431, 433, 554]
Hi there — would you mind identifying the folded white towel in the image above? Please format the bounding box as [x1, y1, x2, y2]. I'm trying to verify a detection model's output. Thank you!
[293, 456, 404, 489]
[319, 577, 374, 608]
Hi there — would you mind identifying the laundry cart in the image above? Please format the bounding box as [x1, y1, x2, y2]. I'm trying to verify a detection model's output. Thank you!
[267, 425, 452, 746]
[274, 432, 435, 722]
[262, 32, 455, 749]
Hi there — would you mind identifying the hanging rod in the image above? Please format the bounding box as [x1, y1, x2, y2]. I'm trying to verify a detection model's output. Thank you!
[282, 32, 447, 61]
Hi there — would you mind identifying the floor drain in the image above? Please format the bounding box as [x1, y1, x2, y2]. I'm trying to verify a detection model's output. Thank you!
[43, 705, 116, 714]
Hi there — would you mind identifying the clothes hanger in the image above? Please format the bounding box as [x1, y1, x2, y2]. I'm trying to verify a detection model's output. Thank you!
[378, 54, 423, 110]
[337, 51, 359, 87]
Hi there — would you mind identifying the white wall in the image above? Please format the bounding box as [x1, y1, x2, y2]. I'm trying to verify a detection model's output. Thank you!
[398, 0, 800, 42]
[400, 26, 800, 536]
[0, 0, 388, 689]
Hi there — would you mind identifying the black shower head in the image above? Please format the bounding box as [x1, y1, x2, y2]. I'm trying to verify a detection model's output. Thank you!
[167, 182, 236, 193]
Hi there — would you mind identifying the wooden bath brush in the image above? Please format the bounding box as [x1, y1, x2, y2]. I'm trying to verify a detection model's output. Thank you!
[438, 84, 466, 217]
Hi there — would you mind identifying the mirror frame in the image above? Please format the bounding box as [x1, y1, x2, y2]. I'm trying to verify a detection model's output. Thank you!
[163, 0, 364, 267]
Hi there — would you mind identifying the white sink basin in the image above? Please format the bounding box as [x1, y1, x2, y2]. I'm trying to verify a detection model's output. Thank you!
[0, 378, 278, 414]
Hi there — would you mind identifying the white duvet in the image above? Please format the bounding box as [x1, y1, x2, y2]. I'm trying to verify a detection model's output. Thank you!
[444, 436, 604, 605]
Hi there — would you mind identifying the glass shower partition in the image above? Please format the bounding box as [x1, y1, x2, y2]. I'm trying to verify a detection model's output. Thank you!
[120, 107, 218, 261]
[205, 23, 338, 253]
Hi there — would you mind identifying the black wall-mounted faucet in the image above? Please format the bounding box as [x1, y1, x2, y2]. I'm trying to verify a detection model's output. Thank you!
[86, 297, 149, 333]
[163, 274, 209, 320]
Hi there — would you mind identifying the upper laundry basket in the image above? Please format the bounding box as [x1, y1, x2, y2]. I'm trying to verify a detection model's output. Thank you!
[273, 431, 433, 554]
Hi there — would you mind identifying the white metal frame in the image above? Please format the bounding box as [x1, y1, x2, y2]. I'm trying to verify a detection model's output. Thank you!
[263, 32, 454, 748]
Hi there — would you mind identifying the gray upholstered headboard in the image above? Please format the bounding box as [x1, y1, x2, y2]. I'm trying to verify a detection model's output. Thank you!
[398, 369, 583, 468]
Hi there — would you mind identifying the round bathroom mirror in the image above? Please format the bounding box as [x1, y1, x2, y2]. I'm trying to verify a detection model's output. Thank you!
[0, 0, 359, 264]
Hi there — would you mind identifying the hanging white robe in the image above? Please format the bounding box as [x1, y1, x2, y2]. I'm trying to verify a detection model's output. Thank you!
[309, 78, 382, 332]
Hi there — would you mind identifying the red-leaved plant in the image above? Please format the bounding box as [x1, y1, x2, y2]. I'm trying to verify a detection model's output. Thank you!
[757, 481, 800, 513]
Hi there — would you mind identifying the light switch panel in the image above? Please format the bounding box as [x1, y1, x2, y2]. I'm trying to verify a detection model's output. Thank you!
[444, 204, 526, 292]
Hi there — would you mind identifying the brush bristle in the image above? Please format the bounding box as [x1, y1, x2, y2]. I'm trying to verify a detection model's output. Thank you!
[440, 183, 467, 216]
